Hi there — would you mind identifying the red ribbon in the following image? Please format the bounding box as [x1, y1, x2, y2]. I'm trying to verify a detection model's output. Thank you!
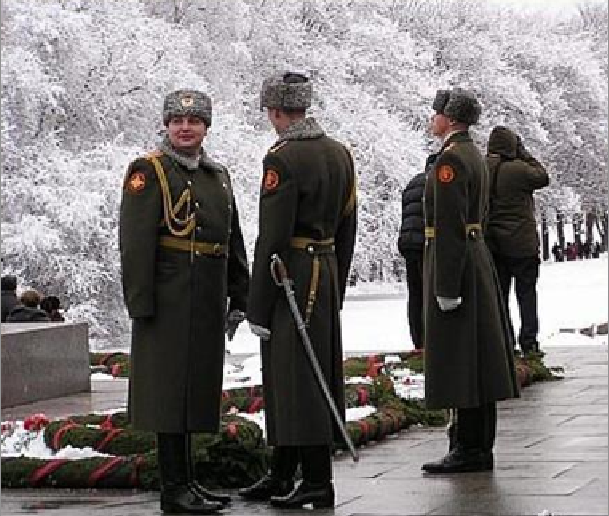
[88, 456, 125, 487]
[357, 420, 369, 439]
[95, 428, 123, 452]
[247, 396, 264, 414]
[29, 459, 69, 486]
[52, 421, 79, 451]
[129, 454, 145, 487]
[356, 387, 369, 406]
[99, 414, 114, 431]
[98, 352, 123, 366]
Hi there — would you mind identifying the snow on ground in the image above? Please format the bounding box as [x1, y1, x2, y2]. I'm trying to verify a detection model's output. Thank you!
[1, 421, 111, 459]
[235, 406, 378, 441]
[227, 254, 608, 354]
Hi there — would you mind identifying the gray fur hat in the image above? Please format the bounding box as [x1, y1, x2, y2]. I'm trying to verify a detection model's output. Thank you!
[432, 89, 451, 113]
[442, 88, 481, 125]
[260, 72, 312, 111]
[163, 90, 212, 127]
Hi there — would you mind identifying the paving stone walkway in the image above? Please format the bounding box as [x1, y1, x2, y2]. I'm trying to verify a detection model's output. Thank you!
[1, 344, 607, 516]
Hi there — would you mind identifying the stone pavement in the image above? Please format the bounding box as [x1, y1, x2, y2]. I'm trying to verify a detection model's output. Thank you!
[1, 345, 607, 516]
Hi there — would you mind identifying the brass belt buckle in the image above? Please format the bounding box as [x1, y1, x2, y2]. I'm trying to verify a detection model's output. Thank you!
[213, 243, 221, 256]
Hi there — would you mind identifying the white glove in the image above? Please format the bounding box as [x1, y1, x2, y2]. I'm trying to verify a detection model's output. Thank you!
[248, 322, 271, 341]
[437, 296, 462, 312]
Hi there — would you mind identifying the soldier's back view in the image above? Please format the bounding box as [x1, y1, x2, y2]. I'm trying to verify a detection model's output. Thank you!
[240, 72, 357, 509]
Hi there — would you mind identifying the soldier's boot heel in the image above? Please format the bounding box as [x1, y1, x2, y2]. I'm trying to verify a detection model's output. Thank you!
[160, 484, 223, 514]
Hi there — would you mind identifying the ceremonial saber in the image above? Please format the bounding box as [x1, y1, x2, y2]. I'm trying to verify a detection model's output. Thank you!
[270, 253, 359, 462]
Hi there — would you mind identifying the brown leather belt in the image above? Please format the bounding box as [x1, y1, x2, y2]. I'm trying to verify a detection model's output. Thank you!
[290, 237, 335, 326]
[159, 235, 228, 258]
[290, 237, 335, 253]
[425, 223, 482, 239]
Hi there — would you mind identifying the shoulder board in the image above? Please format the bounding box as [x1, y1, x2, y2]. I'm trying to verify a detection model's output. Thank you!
[269, 141, 289, 153]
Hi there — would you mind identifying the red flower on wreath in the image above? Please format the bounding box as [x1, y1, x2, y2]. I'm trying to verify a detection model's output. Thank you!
[24, 413, 50, 432]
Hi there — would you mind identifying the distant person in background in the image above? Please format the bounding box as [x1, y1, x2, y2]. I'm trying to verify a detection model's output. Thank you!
[6, 290, 50, 322]
[1, 275, 18, 322]
[551, 243, 563, 262]
[582, 241, 591, 259]
[485, 126, 549, 355]
[566, 242, 577, 261]
[397, 170, 428, 350]
[592, 242, 602, 258]
[40, 295, 65, 322]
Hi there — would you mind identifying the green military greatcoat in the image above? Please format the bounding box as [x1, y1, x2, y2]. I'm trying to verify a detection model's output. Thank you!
[247, 118, 357, 446]
[120, 149, 249, 433]
[423, 131, 519, 409]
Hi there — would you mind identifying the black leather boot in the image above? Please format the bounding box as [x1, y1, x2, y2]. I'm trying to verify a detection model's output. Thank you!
[238, 474, 294, 501]
[270, 481, 335, 509]
[185, 433, 231, 506]
[157, 433, 224, 514]
[422, 446, 493, 474]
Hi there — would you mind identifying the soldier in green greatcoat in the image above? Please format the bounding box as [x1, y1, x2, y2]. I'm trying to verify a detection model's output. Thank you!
[120, 90, 249, 514]
[421, 88, 519, 474]
[238, 72, 357, 509]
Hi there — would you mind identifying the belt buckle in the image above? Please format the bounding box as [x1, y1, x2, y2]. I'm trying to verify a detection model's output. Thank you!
[213, 243, 222, 256]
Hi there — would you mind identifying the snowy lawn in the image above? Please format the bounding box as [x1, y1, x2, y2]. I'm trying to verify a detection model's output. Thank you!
[227, 254, 608, 354]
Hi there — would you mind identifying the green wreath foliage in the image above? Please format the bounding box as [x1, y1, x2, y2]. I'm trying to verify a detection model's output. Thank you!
[3, 351, 555, 489]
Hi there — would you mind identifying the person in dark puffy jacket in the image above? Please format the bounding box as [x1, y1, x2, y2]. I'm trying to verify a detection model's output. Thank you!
[397, 163, 433, 350]
[485, 126, 549, 354]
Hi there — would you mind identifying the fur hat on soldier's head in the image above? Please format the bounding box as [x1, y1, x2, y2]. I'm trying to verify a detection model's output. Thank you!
[443, 88, 482, 125]
[163, 90, 212, 127]
[260, 72, 312, 111]
[432, 89, 451, 113]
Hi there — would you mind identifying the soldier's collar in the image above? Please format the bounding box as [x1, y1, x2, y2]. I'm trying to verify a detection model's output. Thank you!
[158, 136, 201, 171]
[440, 130, 471, 151]
[277, 117, 325, 143]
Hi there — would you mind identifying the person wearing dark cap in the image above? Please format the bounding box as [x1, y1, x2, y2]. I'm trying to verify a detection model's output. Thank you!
[40, 295, 66, 322]
[239, 72, 356, 509]
[119, 89, 250, 514]
[421, 88, 519, 474]
[1, 275, 18, 322]
[485, 126, 549, 355]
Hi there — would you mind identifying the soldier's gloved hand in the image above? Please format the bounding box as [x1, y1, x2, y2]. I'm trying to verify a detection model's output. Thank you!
[248, 321, 271, 341]
[225, 310, 246, 341]
[436, 296, 462, 312]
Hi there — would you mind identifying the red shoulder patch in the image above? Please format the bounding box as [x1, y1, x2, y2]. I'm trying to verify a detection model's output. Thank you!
[125, 171, 146, 193]
[263, 169, 280, 191]
[437, 165, 455, 184]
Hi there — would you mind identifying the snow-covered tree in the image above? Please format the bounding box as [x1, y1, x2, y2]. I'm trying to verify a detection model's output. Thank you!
[2, 0, 607, 346]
